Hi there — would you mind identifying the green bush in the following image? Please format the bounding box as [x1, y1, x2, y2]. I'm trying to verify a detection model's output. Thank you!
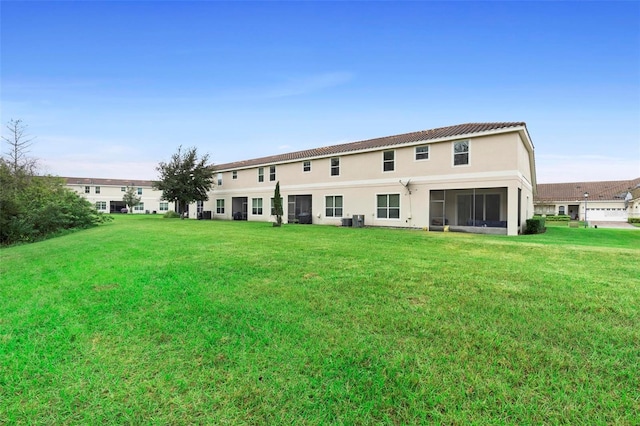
[163, 210, 181, 219]
[537, 214, 571, 222]
[525, 217, 546, 234]
[628, 217, 640, 224]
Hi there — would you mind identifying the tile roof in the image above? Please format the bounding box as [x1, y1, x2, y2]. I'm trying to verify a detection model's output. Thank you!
[213, 122, 527, 171]
[62, 177, 156, 187]
[535, 178, 640, 202]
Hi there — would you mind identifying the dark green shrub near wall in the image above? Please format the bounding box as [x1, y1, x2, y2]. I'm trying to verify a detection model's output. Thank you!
[629, 217, 640, 224]
[536, 214, 571, 222]
[525, 217, 546, 234]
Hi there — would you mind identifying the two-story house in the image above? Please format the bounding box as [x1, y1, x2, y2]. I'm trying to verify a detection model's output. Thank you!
[208, 122, 536, 235]
[64, 177, 170, 214]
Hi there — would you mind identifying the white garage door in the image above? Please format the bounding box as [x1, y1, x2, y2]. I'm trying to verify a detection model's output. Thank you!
[587, 208, 628, 222]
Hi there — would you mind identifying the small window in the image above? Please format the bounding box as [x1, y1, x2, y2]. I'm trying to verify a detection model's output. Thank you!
[331, 157, 340, 176]
[325, 195, 343, 217]
[232, 171, 237, 180]
[216, 199, 225, 214]
[217, 173, 223, 186]
[252, 198, 263, 215]
[159, 202, 169, 211]
[303, 161, 311, 172]
[269, 166, 276, 182]
[95, 201, 107, 210]
[383, 150, 395, 172]
[559, 206, 565, 215]
[95, 186, 101, 194]
[415, 145, 429, 160]
[85, 186, 90, 194]
[453, 141, 469, 166]
[377, 194, 400, 219]
[134, 202, 144, 211]
[137, 187, 143, 195]
[258, 167, 264, 182]
[121, 187, 126, 192]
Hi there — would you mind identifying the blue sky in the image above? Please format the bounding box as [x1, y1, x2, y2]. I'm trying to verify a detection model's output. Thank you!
[1, 1, 639, 183]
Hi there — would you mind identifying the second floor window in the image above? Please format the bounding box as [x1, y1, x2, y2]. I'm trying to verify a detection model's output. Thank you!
[415, 145, 429, 160]
[383, 150, 395, 172]
[85, 186, 90, 193]
[303, 161, 311, 172]
[232, 171, 237, 180]
[454, 141, 469, 166]
[137, 187, 143, 195]
[95, 186, 100, 194]
[331, 157, 340, 176]
[258, 167, 264, 182]
[269, 166, 276, 181]
[217, 173, 223, 186]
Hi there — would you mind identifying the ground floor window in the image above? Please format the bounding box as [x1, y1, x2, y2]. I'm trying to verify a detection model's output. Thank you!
[377, 194, 400, 219]
[325, 195, 343, 217]
[559, 206, 565, 215]
[252, 198, 263, 215]
[95, 201, 107, 211]
[134, 202, 144, 211]
[534, 204, 555, 215]
[216, 199, 225, 214]
[159, 202, 169, 211]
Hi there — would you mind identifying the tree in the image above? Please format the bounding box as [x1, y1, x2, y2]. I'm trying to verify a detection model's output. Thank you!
[273, 181, 283, 226]
[153, 146, 215, 216]
[122, 186, 141, 213]
[1, 118, 37, 177]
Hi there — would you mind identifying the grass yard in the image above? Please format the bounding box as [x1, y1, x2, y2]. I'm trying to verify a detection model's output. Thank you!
[1, 215, 639, 424]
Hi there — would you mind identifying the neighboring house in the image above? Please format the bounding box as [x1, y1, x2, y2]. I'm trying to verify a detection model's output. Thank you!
[207, 122, 537, 236]
[64, 177, 171, 214]
[534, 178, 640, 222]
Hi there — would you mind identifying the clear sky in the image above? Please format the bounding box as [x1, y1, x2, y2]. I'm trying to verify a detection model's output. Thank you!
[1, 1, 639, 183]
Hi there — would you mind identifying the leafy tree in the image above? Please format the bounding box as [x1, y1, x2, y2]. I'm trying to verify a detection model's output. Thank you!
[1, 119, 108, 245]
[273, 181, 283, 226]
[122, 186, 142, 212]
[153, 146, 214, 215]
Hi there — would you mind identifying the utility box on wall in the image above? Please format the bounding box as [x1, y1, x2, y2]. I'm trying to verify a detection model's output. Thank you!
[352, 215, 365, 228]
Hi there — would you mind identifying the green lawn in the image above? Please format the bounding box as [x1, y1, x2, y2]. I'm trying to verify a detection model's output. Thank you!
[1, 216, 639, 424]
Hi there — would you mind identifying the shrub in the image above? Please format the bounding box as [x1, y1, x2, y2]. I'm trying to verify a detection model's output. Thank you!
[539, 214, 571, 222]
[163, 210, 181, 219]
[525, 217, 546, 234]
[628, 217, 640, 224]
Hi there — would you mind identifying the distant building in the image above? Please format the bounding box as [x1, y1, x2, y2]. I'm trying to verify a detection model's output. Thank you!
[208, 122, 537, 236]
[534, 178, 640, 222]
[63, 177, 170, 214]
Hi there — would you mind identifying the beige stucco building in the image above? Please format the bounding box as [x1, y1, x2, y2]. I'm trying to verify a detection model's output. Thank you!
[64, 177, 171, 214]
[534, 178, 640, 222]
[207, 122, 537, 236]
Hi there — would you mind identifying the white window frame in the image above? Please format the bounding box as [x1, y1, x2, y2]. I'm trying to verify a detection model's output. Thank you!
[325, 195, 343, 218]
[232, 171, 238, 180]
[159, 202, 169, 212]
[269, 165, 276, 182]
[303, 160, 311, 173]
[217, 173, 223, 186]
[252, 198, 263, 215]
[137, 187, 143, 195]
[216, 199, 225, 214]
[330, 157, 340, 176]
[95, 201, 107, 211]
[376, 193, 401, 219]
[134, 202, 144, 212]
[95, 186, 101, 194]
[121, 187, 126, 192]
[85, 186, 90, 194]
[258, 167, 264, 183]
[415, 145, 429, 161]
[383, 150, 395, 172]
[453, 140, 470, 166]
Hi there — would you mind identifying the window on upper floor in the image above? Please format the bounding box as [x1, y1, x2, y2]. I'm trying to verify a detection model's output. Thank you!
[325, 195, 343, 217]
[415, 145, 429, 160]
[377, 194, 400, 219]
[232, 171, 237, 180]
[453, 140, 469, 166]
[217, 173, 223, 186]
[137, 187, 143, 195]
[95, 186, 100, 194]
[269, 166, 276, 181]
[85, 186, 90, 194]
[258, 167, 264, 182]
[303, 161, 311, 172]
[121, 187, 126, 192]
[330, 157, 340, 176]
[383, 150, 395, 172]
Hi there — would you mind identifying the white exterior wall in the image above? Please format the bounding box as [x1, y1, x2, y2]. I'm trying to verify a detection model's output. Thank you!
[208, 128, 536, 236]
[66, 181, 168, 214]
